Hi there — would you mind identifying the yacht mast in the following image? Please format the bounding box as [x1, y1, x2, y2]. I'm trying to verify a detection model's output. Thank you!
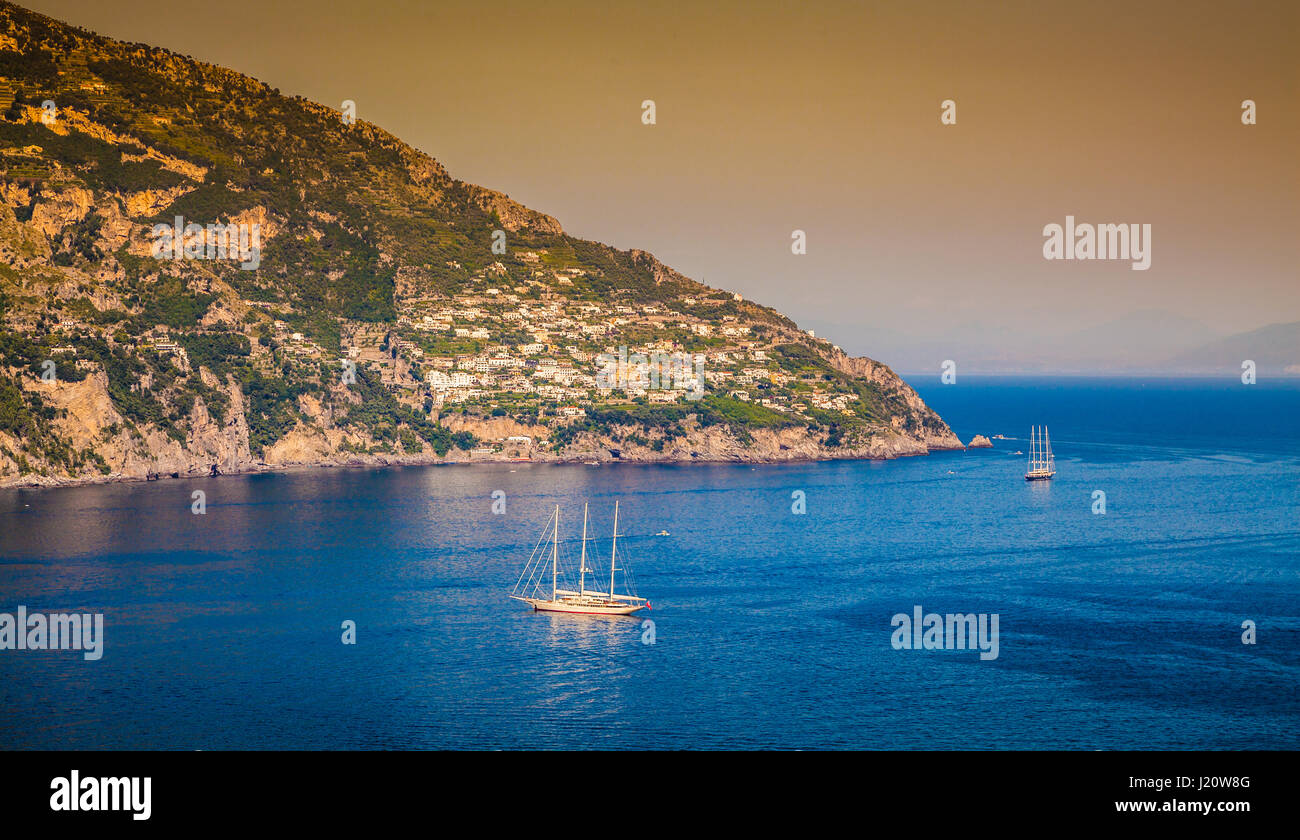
[579, 502, 588, 596]
[1046, 426, 1053, 472]
[551, 505, 559, 601]
[610, 500, 620, 598]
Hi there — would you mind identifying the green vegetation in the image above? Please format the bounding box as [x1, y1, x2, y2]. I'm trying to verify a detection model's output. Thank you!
[137, 278, 214, 330]
[0, 3, 950, 483]
[0, 120, 189, 193]
[549, 394, 796, 451]
[237, 369, 306, 457]
[179, 331, 250, 377]
[334, 366, 475, 456]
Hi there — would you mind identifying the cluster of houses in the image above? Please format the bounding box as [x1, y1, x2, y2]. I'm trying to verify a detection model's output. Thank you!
[214, 260, 868, 435]
[351, 268, 863, 422]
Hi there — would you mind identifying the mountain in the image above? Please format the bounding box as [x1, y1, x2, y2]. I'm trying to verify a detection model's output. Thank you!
[1163, 322, 1300, 376]
[0, 1, 960, 487]
[811, 310, 1235, 376]
[1052, 310, 1221, 372]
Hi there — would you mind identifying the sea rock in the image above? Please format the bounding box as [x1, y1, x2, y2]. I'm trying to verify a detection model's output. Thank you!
[967, 435, 993, 448]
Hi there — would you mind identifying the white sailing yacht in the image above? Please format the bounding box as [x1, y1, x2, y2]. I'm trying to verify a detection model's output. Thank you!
[510, 501, 650, 615]
[1025, 425, 1056, 481]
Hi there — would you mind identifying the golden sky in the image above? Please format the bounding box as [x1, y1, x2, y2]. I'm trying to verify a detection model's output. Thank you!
[22, 0, 1300, 367]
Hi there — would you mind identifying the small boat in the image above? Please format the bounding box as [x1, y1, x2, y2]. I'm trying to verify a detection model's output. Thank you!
[655, 530, 670, 536]
[1024, 425, 1056, 481]
[510, 501, 649, 615]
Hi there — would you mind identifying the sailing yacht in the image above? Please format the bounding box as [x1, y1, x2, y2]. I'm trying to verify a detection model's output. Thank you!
[1024, 425, 1056, 481]
[510, 501, 650, 615]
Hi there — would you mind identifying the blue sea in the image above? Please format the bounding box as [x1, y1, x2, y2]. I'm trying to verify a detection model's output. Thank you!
[1, 376, 1297, 749]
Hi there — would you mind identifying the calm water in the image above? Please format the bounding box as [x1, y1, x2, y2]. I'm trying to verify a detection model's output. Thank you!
[1, 376, 1297, 749]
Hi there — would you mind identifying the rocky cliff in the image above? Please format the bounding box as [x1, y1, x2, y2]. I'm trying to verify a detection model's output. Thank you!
[0, 1, 961, 488]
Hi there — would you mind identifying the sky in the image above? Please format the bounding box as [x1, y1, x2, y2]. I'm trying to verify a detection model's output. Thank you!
[21, 0, 1300, 372]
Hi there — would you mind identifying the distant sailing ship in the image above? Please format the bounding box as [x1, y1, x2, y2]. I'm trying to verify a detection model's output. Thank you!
[1025, 425, 1056, 481]
[511, 501, 650, 615]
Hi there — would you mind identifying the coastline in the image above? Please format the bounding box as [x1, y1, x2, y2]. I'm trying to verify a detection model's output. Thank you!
[0, 436, 972, 490]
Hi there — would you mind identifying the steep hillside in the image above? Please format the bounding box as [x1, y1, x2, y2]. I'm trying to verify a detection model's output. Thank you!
[0, 1, 961, 486]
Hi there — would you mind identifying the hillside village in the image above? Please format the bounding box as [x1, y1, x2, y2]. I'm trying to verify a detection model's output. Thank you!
[199, 251, 881, 461]
[0, 0, 962, 485]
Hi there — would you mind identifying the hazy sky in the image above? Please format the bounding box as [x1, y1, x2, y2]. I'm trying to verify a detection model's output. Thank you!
[22, 0, 1300, 366]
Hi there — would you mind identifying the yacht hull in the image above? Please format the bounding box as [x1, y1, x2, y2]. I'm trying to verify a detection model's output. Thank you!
[522, 598, 645, 616]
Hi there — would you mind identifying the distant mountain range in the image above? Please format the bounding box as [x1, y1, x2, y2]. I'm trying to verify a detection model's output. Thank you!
[806, 310, 1300, 377]
[1164, 322, 1300, 376]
